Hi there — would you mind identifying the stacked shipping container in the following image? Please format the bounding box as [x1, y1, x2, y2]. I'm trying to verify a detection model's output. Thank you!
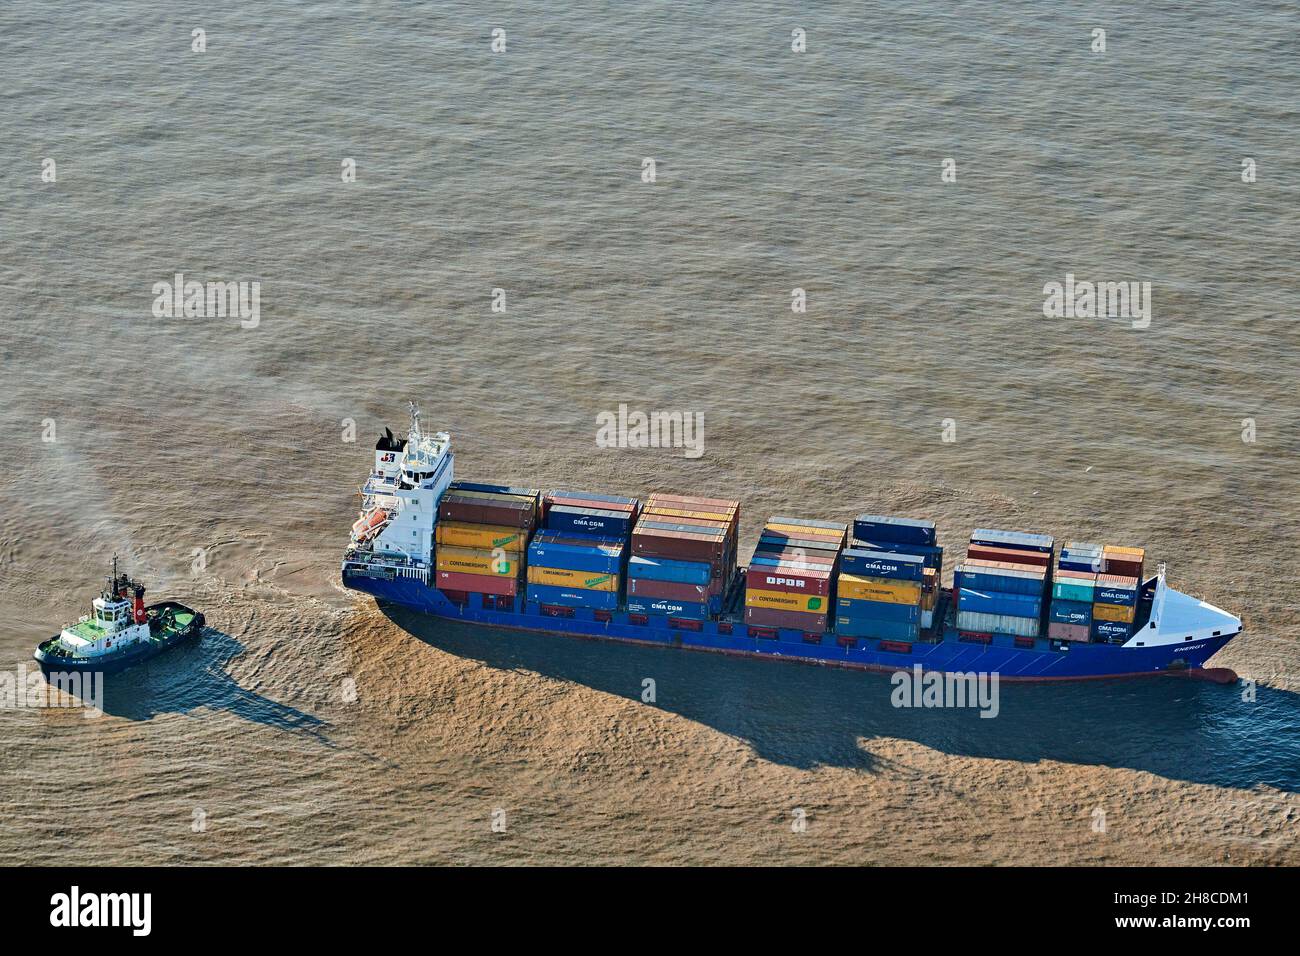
[525, 490, 639, 611]
[744, 517, 846, 636]
[628, 494, 740, 620]
[953, 528, 1053, 639]
[435, 481, 540, 602]
[1093, 545, 1145, 642]
[836, 515, 942, 642]
[1048, 542, 1099, 641]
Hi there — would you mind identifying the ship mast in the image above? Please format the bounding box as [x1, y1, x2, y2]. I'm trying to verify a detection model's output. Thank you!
[407, 400, 422, 444]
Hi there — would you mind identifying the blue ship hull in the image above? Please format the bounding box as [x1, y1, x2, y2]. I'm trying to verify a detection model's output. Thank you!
[344, 570, 1236, 681]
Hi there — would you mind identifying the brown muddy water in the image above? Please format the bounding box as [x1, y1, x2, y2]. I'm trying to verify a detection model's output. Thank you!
[1, 2, 1297, 864]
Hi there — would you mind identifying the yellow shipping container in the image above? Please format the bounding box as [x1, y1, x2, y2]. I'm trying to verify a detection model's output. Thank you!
[526, 566, 619, 592]
[1102, 545, 1145, 559]
[745, 588, 828, 613]
[643, 506, 736, 525]
[764, 521, 843, 539]
[837, 573, 922, 605]
[435, 546, 517, 577]
[436, 521, 528, 552]
[1092, 601, 1136, 624]
[921, 586, 938, 611]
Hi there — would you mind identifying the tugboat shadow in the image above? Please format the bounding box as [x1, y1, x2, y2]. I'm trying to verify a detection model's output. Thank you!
[382, 604, 1300, 794]
[98, 625, 331, 742]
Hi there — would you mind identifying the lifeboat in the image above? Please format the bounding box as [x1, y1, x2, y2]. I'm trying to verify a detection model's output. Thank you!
[351, 509, 389, 542]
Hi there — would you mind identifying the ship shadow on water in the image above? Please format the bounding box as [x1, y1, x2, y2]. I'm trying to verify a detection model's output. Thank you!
[97, 626, 331, 743]
[382, 605, 1300, 794]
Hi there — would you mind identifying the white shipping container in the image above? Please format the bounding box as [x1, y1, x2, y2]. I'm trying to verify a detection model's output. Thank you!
[955, 609, 1040, 638]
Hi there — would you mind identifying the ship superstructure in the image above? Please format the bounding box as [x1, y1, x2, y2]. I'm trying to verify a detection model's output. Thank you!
[345, 402, 454, 583]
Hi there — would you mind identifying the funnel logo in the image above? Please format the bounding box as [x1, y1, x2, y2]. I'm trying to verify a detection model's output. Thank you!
[50, 886, 151, 936]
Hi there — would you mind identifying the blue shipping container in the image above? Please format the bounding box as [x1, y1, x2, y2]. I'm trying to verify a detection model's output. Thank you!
[526, 583, 620, 611]
[546, 505, 636, 538]
[1092, 619, 1130, 641]
[956, 565, 1045, 597]
[528, 538, 623, 575]
[836, 597, 921, 624]
[1058, 557, 1102, 573]
[840, 549, 924, 581]
[626, 597, 710, 620]
[970, 528, 1055, 554]
[835, 616, 921, 641]
[1094, 584, 1137, 606]
[852, 515, 937, 547]
[851, 539, 943, 568]
[449, 481, 539, 499]
[1048, 598, 1092, 626]
[957, 587, 1043, 619]
[627, 555, 711, 586]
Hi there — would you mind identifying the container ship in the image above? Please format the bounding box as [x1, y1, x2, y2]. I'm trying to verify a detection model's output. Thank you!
[341, 406, 1241, 682]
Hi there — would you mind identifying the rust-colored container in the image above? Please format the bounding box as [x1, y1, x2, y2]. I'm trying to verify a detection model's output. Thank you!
[1047, 622, 1091, 642]
[438, 494, 537, 530]
[627, 577, 709, 602]
[744, 605, 828, 633]
[1102, 546, 1145, 578]
[965, 544, 1050, 568]
[745, 565, 832, 596]
[436, 570, 519, 596]
[632, 526, 727, 562]
[544, 492, 639, 515]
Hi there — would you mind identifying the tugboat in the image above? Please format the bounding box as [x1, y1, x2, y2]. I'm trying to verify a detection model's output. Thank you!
[33, 557, 205, 674]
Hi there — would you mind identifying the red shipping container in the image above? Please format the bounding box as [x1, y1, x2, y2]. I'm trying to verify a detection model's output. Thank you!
[961, 558, 1047, 578]
[751, 546, 838, 568]
[438, 495, 537, 530]
[436, 570, 520, 596]
[644, 494, 740, 533]
[1103, 558, 1144, 578]
[966, 544, 1050, 568]
[626, 577, 709, 602]
[1047, 622, 1090, 642]
[544, 493, 638, 515]
[744, 605, 828, 633]
[632, 527, 727, 562]
[1053, 567, 1097, 582]
[745, 565, 832, 597]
